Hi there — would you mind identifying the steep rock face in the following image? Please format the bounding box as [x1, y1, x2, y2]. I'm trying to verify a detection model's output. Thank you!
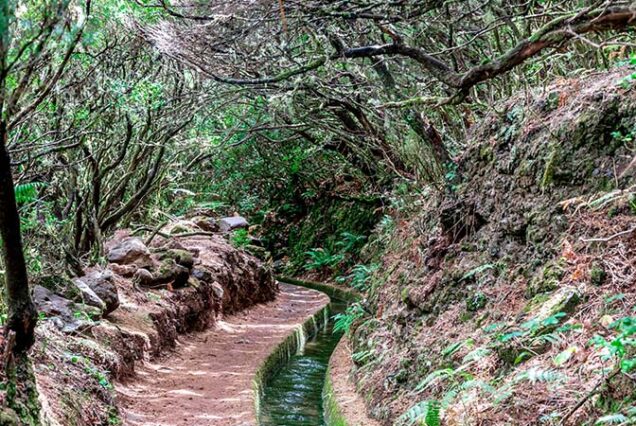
[353, 72, 636, 425]
[32, 226, 277, 426]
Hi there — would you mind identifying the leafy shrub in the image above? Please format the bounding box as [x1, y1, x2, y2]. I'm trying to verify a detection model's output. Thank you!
[591, 316, 636, 373]
[304, 248, 344, 271]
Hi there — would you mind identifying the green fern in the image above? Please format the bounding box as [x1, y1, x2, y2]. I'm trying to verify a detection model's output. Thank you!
[415, 368, 455, 392]
[462, 347, 491, 364]
[515, 367, 564, 384]
[595, 413, 629, 424]
[14, 182, 45, 205]
[398, 400, 441, 426]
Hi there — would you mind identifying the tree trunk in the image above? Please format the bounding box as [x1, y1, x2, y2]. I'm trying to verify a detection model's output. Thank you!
[0, 121, 36, 353]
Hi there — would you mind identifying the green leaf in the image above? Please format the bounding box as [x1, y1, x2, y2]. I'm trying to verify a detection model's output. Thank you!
[553, 347, 577, 367]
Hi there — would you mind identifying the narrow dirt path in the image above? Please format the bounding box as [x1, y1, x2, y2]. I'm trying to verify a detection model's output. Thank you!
[117, 283, 329, 426]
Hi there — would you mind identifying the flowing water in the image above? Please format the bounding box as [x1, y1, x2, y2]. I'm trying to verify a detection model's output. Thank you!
[259, 300, 346, 426]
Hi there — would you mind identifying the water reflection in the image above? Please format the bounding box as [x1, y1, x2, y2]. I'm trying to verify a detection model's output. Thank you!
[260, 302, 346, 426]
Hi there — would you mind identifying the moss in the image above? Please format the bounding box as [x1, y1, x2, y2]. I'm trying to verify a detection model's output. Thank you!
[525, 262, 565, 298]
[400, 287, 410, 305]
[540, 144, 560, 189]
[170, 224, 192, 234]
[323, 370, 348, 426]
[459, 311, 474, 322]
[524, 293, 551, 313]
[393, 369, 409, 383]
[590, 262, 607, 286]
[159, 249, 194, 269]
[0, 408, 20, 425]
[2, 353, 40, 425]
[466, 292, 487, 312]
[478, 144, 494, 162]
[608, 206, 619, 218]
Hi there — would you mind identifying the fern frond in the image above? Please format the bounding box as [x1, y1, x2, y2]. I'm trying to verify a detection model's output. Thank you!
[398, 400, 442, 426]
[415, 368, 455, 392]
[595, 413, 628, 424]
[462, 347, 491, 363]
[516, 367, 564, 384]
[14, 182, 45, 205]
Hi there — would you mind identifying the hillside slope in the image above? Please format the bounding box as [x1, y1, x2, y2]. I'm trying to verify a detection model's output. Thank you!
[351, 71, 636, 425]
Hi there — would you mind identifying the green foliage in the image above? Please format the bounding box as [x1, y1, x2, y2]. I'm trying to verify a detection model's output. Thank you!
[336, 263, 378, 292]
[515, 367, 564, 384]
[497, 312, 567, 343]
[230, 229, 250, 248]
[304, 232, 369, 273]
[333, 303, 365, 334]
[335, 232, 366, 253]
[14, 183, 45, 205]
[304, 248, 344, 271]
[591, 316, 636, 373]
[398, 400, 441, 426]
[595, 407, 636, 425]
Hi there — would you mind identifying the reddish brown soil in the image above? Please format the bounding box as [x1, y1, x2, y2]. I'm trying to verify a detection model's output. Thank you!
[117, 283, 329, 426]
[329, 338, 381, 426]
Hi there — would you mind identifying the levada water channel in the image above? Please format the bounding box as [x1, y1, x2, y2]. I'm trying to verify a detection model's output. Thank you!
[258, 297, 347, 425]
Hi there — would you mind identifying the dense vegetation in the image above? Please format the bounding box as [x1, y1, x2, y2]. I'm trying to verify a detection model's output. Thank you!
[0, 0, 635, 424]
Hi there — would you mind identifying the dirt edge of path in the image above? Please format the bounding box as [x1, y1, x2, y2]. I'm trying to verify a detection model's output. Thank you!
[325, 337, 381, 426]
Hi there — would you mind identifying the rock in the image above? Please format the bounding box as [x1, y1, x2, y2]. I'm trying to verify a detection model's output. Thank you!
[159, 249, 195, 269]
[137, 258, 191, 289]
[107, 237, 152, 267]
[192, 267, 212, 282]
[172, 264, 191, 288]
[193, 216, 219, 232]
[134, 268, 154, 287]
[109, 263, 137, 277]
[219, 216, 249, 232]
[534, 286, 582, 321]
[36, 275, 108, 314]
[170, 222, 194, 235]
[73, 279, 106, 311]
[32, 285, 97, 334]
[211, 282, 224, 299]
[0, 408, 20, 425]
[36, 275, 82, 302]
[78, 270, 120, 315]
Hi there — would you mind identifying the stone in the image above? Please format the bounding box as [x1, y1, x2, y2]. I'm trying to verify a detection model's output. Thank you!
[193, 216, 219, 232]
[36, 275, 82, 302]
[32, 285, 97, 334]
[134, 268, 154, 287]
[219, 216, 249, 232]
[170, 222, 193, 235]
[107, 237, 152, 267]
[72, 279, 106, 311]
[109, 263, 137, 277]
[192, 267, 212, 282]
[78, 270, 120, 315]
[211, 282, 225, 299]
[159, 249, 195, 269]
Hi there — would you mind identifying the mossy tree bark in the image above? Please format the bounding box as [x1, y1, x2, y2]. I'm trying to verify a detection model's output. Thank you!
[0, 122, 36, 353]
[0, 0, 36, 354]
